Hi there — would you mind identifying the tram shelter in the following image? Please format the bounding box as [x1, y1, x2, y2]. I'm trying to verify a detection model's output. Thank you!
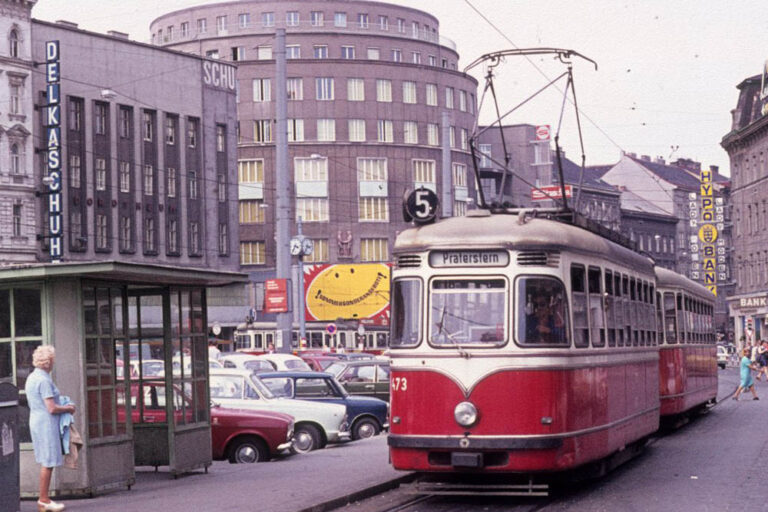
[0, 262, 247, 498]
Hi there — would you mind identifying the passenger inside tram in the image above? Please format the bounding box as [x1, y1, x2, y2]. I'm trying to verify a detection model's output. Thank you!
[521, 278, 567, 345]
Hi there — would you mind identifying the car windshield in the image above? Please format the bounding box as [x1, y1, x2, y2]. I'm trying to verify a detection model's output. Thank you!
[324, 362, 345, 377]
[250, 374, 276, 399]
[429, 278, 507, 346]
[244, 360, 274, 373]
[285, 359, 312, 371]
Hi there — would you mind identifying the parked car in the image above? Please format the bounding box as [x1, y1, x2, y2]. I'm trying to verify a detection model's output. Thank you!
[299, 354, 343, 372]
[717, 345, 728, 369]
[259, 371, 389, 440]
[324, 358, 390, 402]
[210, 369, 349, 453]
[252, 353, 312, 372]
[123, 381, 294, 463]
[220, 353, 278, 373]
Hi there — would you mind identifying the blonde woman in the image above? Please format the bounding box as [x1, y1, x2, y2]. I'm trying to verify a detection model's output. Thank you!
[25, 345, 76, 512]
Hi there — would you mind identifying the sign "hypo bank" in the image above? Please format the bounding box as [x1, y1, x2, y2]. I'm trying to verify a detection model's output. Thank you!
[45, 40, 62, 262]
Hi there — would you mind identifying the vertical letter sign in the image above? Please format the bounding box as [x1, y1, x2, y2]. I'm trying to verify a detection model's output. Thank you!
[46, 40, 62, 262]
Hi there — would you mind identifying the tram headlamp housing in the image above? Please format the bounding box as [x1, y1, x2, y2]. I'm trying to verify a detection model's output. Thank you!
[454, 401, 478, 428]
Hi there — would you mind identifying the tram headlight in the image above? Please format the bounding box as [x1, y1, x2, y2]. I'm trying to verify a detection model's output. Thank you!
[454, 401, 478, 428]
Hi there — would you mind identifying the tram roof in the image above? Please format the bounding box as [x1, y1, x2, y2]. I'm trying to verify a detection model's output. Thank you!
[654, 266, 715, 302]
[394, 212, 654, 272]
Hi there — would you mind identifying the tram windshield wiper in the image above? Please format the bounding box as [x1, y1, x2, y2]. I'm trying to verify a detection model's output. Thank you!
[432, 305, 469, 358]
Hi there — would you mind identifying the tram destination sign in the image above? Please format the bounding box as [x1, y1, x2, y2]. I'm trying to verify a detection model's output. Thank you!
[429, 250, 509, 268]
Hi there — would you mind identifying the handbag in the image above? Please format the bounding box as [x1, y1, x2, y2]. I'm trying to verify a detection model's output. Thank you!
[63, 424, 83, 469]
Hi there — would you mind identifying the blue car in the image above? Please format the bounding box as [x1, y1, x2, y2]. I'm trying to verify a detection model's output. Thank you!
[258, 371, 388, 440]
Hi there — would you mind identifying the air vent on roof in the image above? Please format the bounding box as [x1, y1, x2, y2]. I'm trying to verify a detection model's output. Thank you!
[397, 255, 422, 269]
[56, 20, 79, 28]
[517, 251, 560, 267]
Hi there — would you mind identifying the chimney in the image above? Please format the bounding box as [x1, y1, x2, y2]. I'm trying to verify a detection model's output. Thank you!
[710, 165, 719, 175]
[654, 156, 665, 165]
[55, 20, 79, 28]
[640, 155, 651, 161]
[108, 30, 129, 40]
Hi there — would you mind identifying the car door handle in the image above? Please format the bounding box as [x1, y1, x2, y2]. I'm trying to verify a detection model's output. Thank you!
[364, 384, 374, 389]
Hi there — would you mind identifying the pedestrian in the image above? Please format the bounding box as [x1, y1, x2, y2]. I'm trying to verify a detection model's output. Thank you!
[25, 345, 76, 512]
[755, 341, 768, 381]
[208, 339, 221, 360]
[733, 347, 759, 401]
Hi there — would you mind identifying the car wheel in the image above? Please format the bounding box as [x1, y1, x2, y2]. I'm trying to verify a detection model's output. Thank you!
[291, 424, 321, 454]
[352, 418, 380, 440]
[228, 436, 269, 464]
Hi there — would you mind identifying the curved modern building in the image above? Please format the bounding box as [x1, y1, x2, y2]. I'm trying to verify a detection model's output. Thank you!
[151, 0, 478, 275]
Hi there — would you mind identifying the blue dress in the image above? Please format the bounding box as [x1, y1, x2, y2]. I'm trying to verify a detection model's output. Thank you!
[25, 368, 63, 467]
[740, 356, 754, 389]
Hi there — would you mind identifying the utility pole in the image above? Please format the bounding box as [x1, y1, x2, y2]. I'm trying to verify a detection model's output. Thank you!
[296, 216, 307, 347]
[441, 111, 453, 217]
[274, 28, 291, 353]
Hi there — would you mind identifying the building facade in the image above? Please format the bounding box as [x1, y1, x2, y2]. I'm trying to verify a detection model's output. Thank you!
[150, 0, 478, 321]
[0, 0, 37, 263]
[722, 72, 768, 344]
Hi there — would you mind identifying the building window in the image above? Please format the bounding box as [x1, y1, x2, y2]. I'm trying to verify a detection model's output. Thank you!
[119, 216, 132, 251]
[180, 22, 189, 37]
[445, 87, 454, 109]
[479, 144, 492, 167]
[167, 219, 178, 254]
[69, 155, 81, 188]
[238, 13, 250, 28]
[427, 124, 439, 146]
[459, 90, 468, 112]
[239, 200, 265, 224]
[167, 167, 177, 197]
[287, 78, 303, 100]
[310, 11, 324, 26]
[286, 45, 300, 59]
[165, 116, 176, 145]
[189, 171, 198, 199]
[190, 222, 200, 255]
[253, 119, 272, 142]
[376, 80, 392, 102]
[428, 55, 436, 66]
[94, 103, 107, 134]
[240, 241, 265, 265]
[95, 158, 107, 191]
[261, 12, 274, 27]
[68, 98, 83, 131]
[358, 13, 369, 28]
[453, 163, 467, 187]
[534, 143, 551, 165]
[216, 15, 227, 34]
[216, 125, 226, 152]
[231, 46, 245, 61]
[305, 239, 328, 263]
[411, 51, 421, 64]
[403, 121, 418, 144]
[379, 15, 389, 30]
[9, 29, 20, 58]
[119, 107, 131, 138]
[426, 84, 437, 106]
[286, 11, 299, 26]
[288, 119, 305, 142]
[142, 111, 153, 141]
[316, 77, 334, 100]
[377, 120, 393, 143]
[296, 198, 329, 222]
[450, 126, 457, 148]
[166, 26, 174, 42]
[334, 12, 347, 27]
[391, 49, 402, 62]
[397, 18, 406, 33]
[187, 118, 198, 147]
[347, 78, 364, 101]
[70, 212, 83, 248]
[403, 81, 417, 104]
[348, 119, 366, 142]
[252, 78, 271, 102]
[358, 157, 387, 181]
[219, 224, 228, 255]
[361, 238, 388, 262]
[10, 84, 21, 115]
[412, 21, 419, 38]
[239, 159, 264, 184]
[367, 47, 380, 60]
[359, 197, 389, 222]
[413, 159, 436, 183]
[218, 174, 226, 202]
[317, 119, 336, 141]
[12, 204, 21, 237]
[96, 214, 108, 249]
[460, 128, 468, 150]
[256, 45, 272, 59]
[341, 45, 355, 59]
[454, 200, 467, 217]
[118, 161, 130, 192]
[10, 144, 21, 175]
[205, 49, 219, 60]
[313, 45, 328, 59]
[144, 217, 155, 252]
[197, 18, 207, 33]
[143, 165, 154, 195]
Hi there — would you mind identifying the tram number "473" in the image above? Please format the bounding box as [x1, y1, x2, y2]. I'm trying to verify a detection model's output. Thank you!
[391, 377, 408, 391]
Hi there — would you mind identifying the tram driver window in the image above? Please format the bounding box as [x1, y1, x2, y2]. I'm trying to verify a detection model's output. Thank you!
[517, 276, 568, 346]
[391, 279, 421, 347]
[429, 278, 507, 346]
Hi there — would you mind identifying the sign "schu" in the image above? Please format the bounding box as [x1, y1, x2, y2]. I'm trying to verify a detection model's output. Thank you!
[202, 61, 236, 91]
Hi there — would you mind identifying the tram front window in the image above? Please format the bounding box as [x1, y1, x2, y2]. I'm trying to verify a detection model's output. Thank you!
[517, 277, 568, 346]
[429, 279, 506, 346]
[391, 279, 421, 347]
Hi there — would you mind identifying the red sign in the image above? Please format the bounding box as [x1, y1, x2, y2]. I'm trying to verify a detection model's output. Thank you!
[264, 279, 288, 313]
[531, 185, 572, 201]
[535, 124, 551, 141]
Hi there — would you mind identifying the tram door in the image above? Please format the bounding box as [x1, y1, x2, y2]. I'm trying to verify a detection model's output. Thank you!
[128, 287, 210, 474]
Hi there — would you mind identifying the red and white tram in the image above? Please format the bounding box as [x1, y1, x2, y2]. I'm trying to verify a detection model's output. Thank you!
[388, 209, 716, 482]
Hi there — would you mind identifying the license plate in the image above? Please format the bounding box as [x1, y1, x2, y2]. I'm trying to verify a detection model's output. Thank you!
[451, 452, 483, 468]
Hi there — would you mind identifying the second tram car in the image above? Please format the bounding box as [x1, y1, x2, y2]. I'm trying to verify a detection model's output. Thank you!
[388, 210, 716, 482]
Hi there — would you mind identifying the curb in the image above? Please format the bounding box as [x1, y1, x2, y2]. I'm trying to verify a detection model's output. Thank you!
[295, 473, 417, 512]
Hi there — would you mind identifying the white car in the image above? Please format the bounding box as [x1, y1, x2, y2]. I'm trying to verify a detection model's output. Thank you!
[251, 353, 312, 372]
[220, 353, 277, 373]
[210, 369, 349, 453]
[717, 345, 728, 369]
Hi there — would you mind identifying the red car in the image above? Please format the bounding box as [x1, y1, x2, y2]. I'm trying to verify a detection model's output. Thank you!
[123, 382, 294, 463]
[299, 354, 342, 372]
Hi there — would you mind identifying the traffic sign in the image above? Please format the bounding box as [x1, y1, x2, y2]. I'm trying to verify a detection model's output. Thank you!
[326, 323, 337, 335]
[403, 188, 439, 225]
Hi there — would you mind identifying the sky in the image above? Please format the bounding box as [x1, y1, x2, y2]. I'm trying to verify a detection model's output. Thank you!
[31, 0, 768, 176]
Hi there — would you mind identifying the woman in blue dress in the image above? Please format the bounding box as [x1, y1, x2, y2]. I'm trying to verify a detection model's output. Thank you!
[25, 345, 76, 512]
[733, 347, 759, 401]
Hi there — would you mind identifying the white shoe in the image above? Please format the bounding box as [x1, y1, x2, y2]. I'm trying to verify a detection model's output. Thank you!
[37, 500, 65, 511]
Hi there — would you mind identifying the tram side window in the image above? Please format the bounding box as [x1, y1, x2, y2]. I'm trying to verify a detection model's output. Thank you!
[518, 276, 568, 346]
[391, 279, 421, 347]
[622, 276, 631, 347]
[431, 279, 507, 346]
[588, 267, 605, 347]
[650, 285, 657, 345]
[656, 292, 664, 343]
[570, 265, 589, 348]
[614, 273, 624, 346]
[629, 277, 638, 346]
[605, 270, 616, 347]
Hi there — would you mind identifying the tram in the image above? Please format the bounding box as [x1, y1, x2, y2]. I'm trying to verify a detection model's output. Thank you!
[233, 322, 388, 354]
[387, 209, 716, 484]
